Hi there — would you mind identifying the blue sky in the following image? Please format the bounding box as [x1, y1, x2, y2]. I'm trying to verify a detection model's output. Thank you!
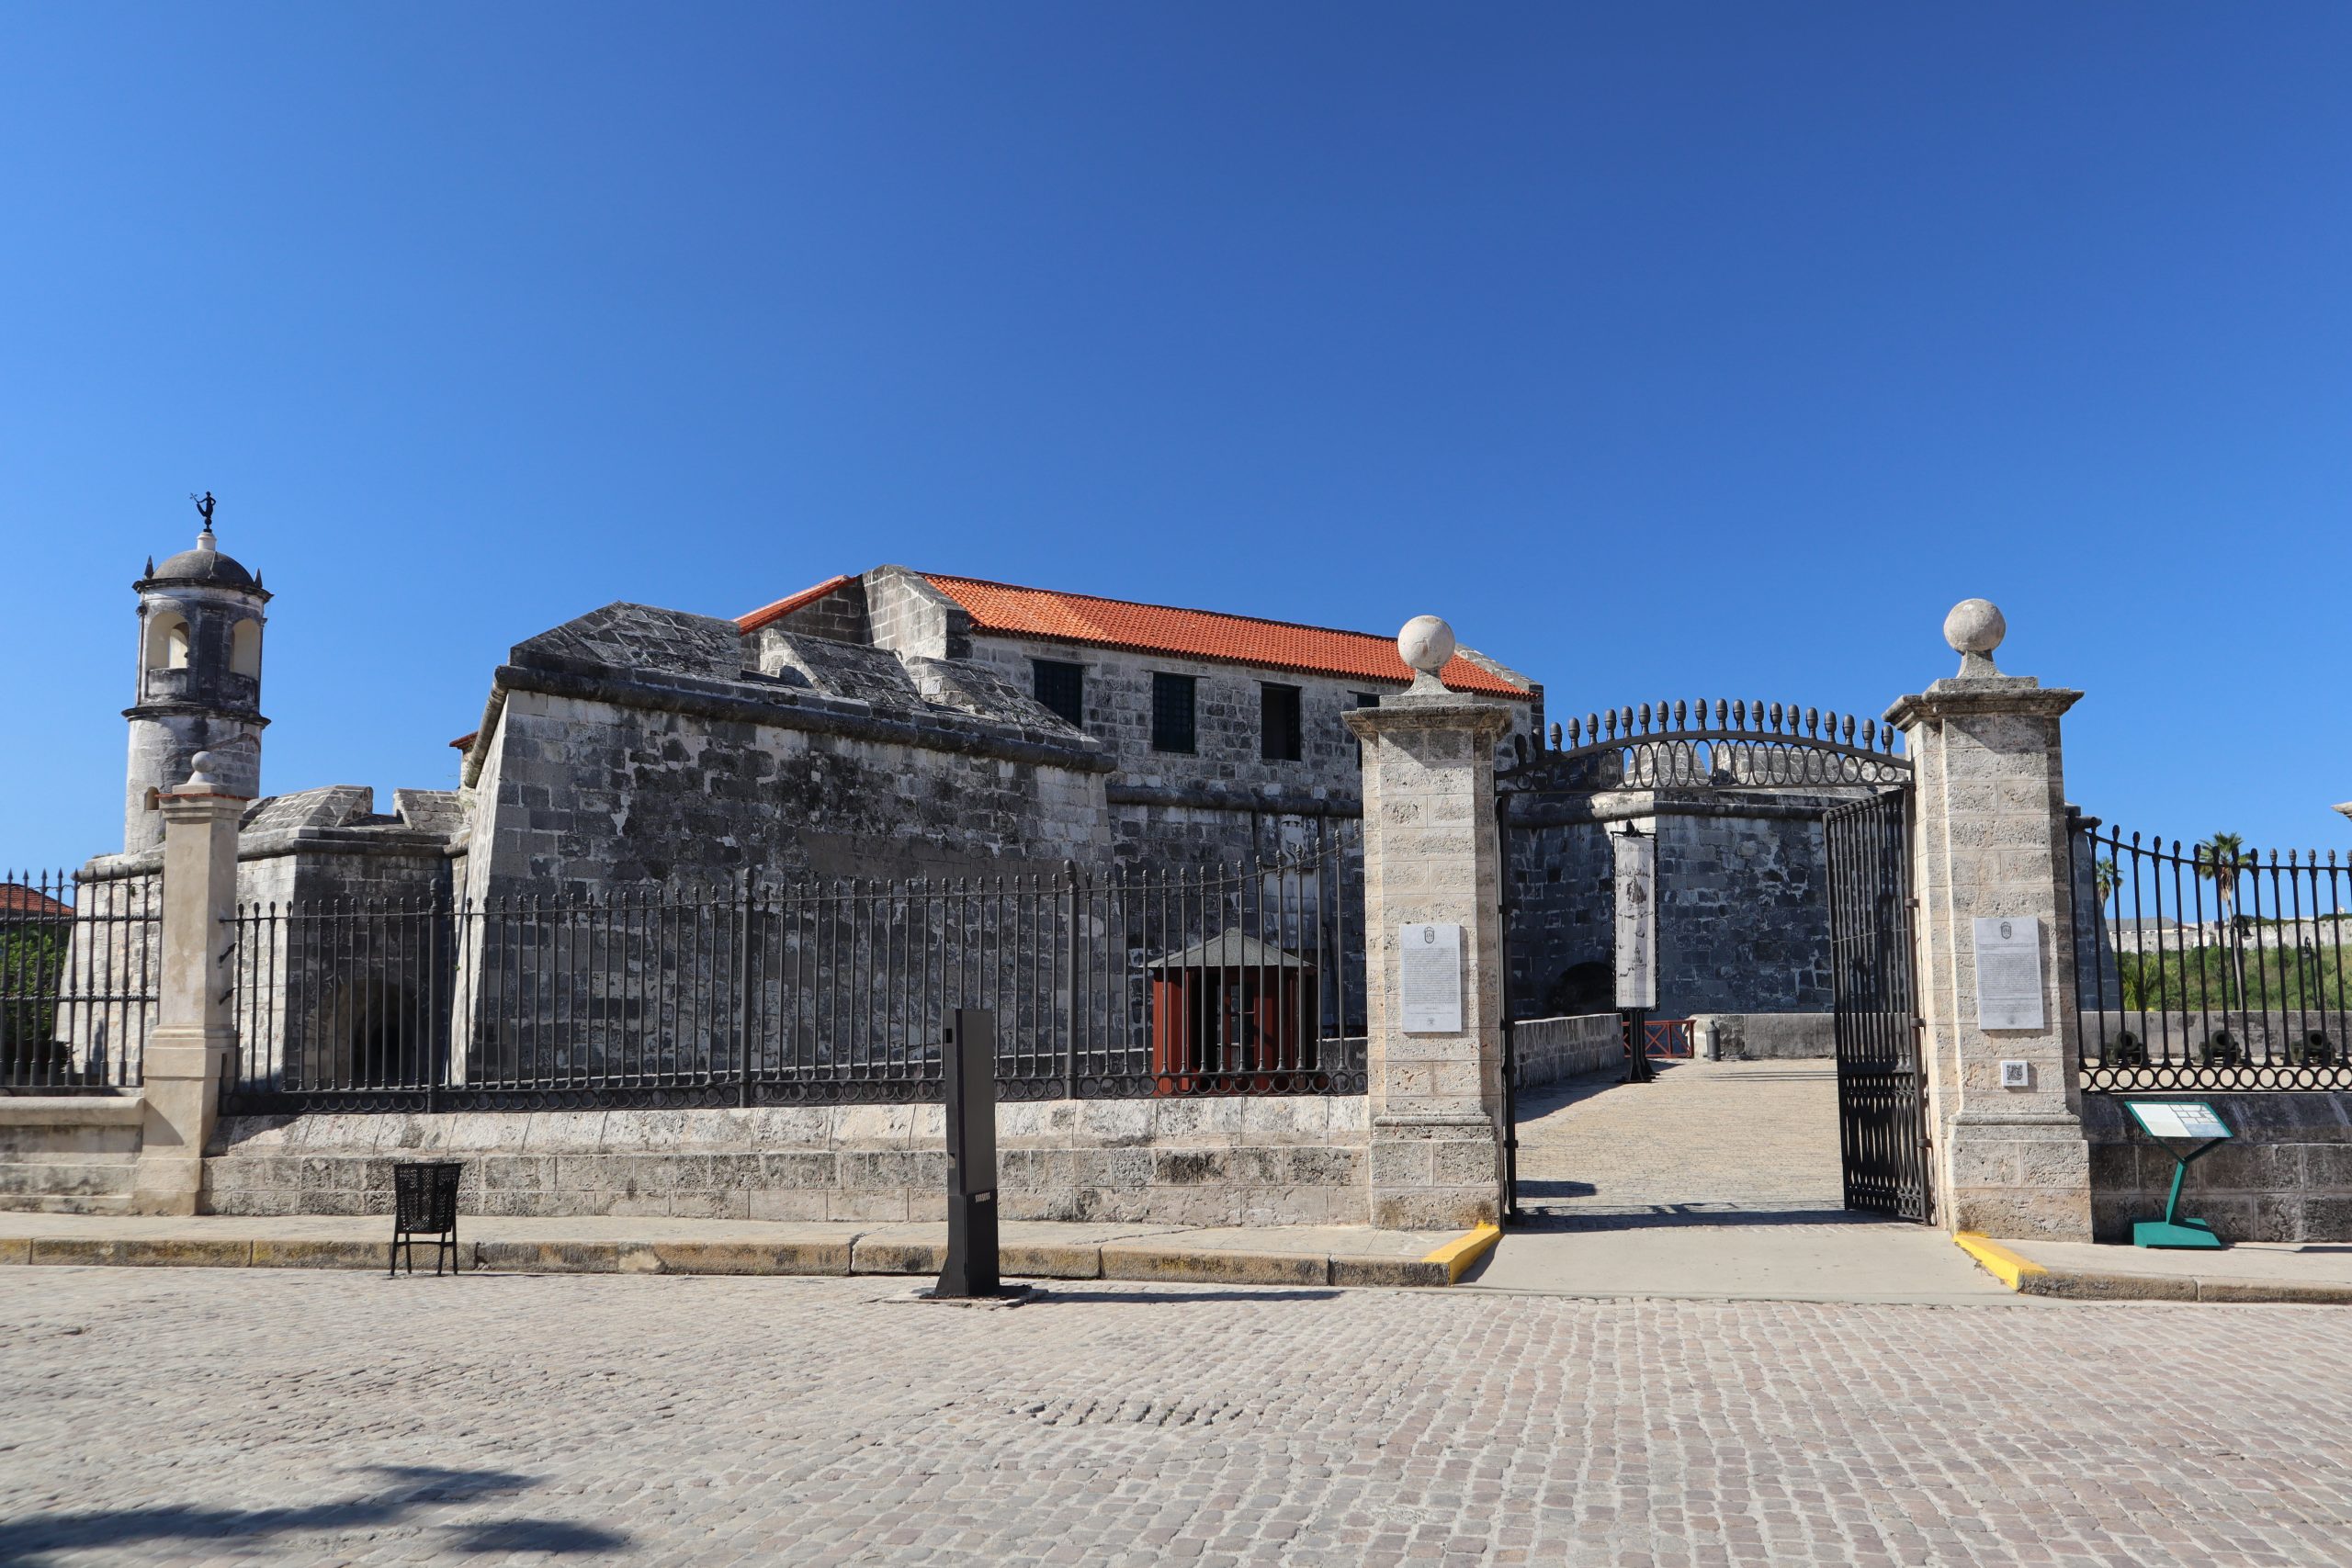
[4, 4, 2348, 874]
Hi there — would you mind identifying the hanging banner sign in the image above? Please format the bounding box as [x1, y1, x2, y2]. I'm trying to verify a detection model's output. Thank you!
[1399, 922, 1464, 1034]
[1973, 916, 2046, 1031]
[1613, 829, 1657, 1010]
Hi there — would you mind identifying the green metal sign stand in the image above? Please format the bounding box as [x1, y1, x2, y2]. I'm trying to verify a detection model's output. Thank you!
[2122, 1100, 2232, 1249]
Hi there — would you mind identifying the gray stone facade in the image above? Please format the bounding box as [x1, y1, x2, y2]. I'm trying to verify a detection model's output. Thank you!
[2085, 1093, 2352, 1244]
[1510, 1014, 1622, 1089]
[460, 603, 1114, 897]
[204, 1098, 1370, 1226]
[756, 567, 1539, 874]
[1503, 789, 1869, 1021]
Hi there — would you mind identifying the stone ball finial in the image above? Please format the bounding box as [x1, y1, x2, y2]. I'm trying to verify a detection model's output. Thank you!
[1943, 598, 2005, 678]
[184, 750, 221, 791]
[1398, 615, 1456, 676]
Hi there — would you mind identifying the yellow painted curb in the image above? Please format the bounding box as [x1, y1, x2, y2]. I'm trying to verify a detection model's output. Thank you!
[1953, 1232, 2047, 1292]
[1421, 1223, 1502, 1284]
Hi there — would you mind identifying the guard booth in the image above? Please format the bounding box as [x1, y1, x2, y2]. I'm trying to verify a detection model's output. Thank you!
[1147, 930, 1316, 1092]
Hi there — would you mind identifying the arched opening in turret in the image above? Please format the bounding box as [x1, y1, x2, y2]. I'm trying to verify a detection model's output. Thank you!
[230, 618, 262, 678]
[145, 613, 189, 671]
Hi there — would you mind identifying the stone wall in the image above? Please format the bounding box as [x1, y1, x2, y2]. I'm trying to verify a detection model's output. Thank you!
[468, 685, 1109, 894]
[974, 636, 1535, 872]
[1503, 811, 1613, 1017]
[1511, 1014, 1622, 1089]
[2086, 1094, 2352, 1242]
[204, 1097, 1371, 1226]
[0, 1098, 145, 1214]
[1692, 1012, 1836, 1060]
[1504, 791, 1857, 1020]
[461, 603, 1114, 897]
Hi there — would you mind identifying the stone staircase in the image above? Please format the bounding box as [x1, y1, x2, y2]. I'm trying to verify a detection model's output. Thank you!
[0, 1096, 144, 1214]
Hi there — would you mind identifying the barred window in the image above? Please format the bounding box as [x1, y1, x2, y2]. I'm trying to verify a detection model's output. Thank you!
[1031, 659, 1085, 728]
[1151, 672, 1197, 754]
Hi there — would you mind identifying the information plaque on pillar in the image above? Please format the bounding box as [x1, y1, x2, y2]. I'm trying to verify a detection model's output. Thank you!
[1971, 917, 2045, 1031]
[1399, 922, 1464, 1034]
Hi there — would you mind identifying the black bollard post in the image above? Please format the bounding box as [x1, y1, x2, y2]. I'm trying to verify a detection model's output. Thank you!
[934, 1008, 1001, 1298]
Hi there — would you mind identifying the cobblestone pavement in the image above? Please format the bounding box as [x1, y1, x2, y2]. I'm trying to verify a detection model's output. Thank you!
[7, 1269, 2352, 1566]
[1516, 1061, 1846, 1215]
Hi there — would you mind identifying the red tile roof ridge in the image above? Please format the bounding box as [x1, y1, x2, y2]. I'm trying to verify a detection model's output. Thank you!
[919, 570, 1530, 699]
[919, 570, 1440, 648]
[737, 573, 856, 634]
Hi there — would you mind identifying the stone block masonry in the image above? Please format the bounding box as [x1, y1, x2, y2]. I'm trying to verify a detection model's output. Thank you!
[204, 1097, 1370, 1226]
[2086, 1093, 2352, 1244]
[1891, 601, 2094, 1240]
[1510, 1014, 1622, 1089]
[1348, 630, 1514, 1230]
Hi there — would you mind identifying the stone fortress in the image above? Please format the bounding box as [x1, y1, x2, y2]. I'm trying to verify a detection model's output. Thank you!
[16, 508, 2349, 1245]
[85, 519, 1921, 1052]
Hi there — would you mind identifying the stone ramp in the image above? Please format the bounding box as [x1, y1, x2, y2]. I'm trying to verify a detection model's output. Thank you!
[0, 1212, 1479, 1289]
[1513, 1057, 1844, 1213]
[1465, 1219, 2024, 1305]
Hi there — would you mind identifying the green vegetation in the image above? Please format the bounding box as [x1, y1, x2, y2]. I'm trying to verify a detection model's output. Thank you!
[2113, 940, 2352, 1015]
[0, 920, 69, 1071]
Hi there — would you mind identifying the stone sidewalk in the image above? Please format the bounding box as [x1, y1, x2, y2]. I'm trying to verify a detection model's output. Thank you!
[1960, 1231, 2352, 1303]
[0, 1211, 1488, 1289]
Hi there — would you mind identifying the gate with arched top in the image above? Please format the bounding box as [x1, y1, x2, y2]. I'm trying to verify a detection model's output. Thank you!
[1494, 696, 1931, 1222]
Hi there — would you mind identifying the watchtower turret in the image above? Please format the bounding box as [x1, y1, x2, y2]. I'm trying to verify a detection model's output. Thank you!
[123, 497, 269, 852]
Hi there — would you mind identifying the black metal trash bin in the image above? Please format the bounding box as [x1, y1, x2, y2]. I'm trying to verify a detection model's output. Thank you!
[390, 1161, 463, 1277]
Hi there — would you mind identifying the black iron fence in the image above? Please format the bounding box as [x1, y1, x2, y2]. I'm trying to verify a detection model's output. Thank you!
[2069, 818, 2352, 1090]
[1, 869, 159, 1093]
[224, 840, 1366, 1111]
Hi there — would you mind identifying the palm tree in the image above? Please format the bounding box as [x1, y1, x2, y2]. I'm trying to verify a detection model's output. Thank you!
[2094, 857, 2119, 909]
[2196, 832, 2252, 1010]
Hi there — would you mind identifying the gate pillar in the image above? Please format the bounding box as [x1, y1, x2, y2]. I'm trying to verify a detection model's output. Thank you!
[1346, 617, 1513, 1230]
[130, 753, 247, 1215]
[1887, 602, 2094, 1240]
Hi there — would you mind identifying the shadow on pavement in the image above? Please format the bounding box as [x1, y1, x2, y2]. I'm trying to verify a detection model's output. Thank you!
[0, 1464, 627, 1567]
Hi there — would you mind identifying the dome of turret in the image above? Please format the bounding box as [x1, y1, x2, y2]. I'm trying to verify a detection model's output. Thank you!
[146, 528, 261, 592]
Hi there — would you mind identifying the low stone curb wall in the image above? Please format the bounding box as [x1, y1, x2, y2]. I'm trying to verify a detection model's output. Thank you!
[2085, 1093, 2352, 1244]
[0, 1229, 1455, 1288]
[0, 1096, 144, 1214]
[205, 1097, 1373, 1227]
[1690, 1013, 1835, 1060]
[1511, 1015, 1621, 1089]
[1953, 1231, 2352, 1303]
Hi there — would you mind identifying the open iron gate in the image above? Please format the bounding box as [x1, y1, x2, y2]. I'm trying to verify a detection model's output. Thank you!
[1824, 789, 1935, 1222]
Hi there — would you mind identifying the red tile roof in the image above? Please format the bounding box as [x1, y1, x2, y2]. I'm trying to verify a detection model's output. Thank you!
[0, 882, 72, 916]
[738, 574, 857, 635]
[741, 571, 1530, 698]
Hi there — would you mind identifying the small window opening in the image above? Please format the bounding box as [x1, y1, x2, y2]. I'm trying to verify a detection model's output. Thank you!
[1151, 673, 1198, 755]
[1260, 682, 1302, 762]
[230, 619, 262, 679]
[147, 615, 190, 671]
[1031, 659, 1084, 728]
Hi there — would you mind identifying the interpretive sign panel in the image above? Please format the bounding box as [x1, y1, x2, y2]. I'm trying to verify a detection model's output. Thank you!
[1399, 922, 1464, 1034]
[1613, 830, 1657, 1010]
[1972, 916, 2045, 1031]
[2126, 1101, 2233, 1142]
